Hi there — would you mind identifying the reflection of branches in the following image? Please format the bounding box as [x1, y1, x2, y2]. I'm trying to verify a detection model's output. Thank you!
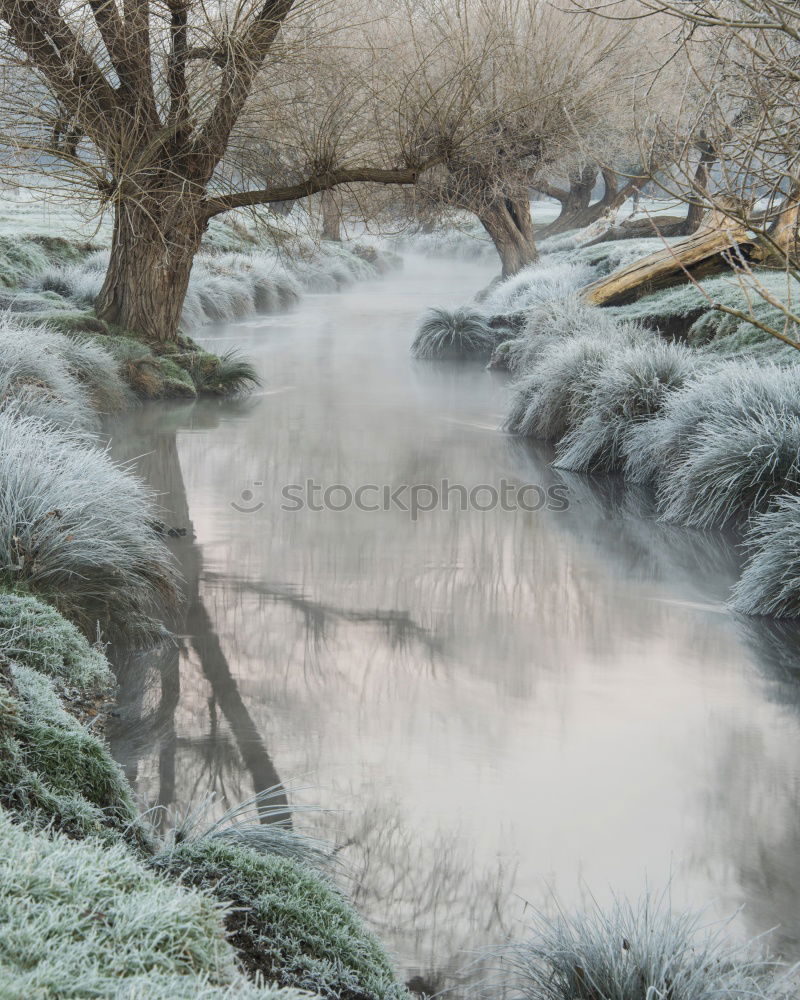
[736, 617, 800, 715]
[203, 571, 444, 660]
[186, 594, 290, 825]
[107, 404, 291, 827]
[311, 800, 516, 996]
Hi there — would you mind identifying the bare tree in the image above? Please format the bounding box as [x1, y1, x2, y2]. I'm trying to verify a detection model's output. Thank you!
[0, 0, 447, 342]
[582, 0, 800, 350]
[385, 0, 635, 276]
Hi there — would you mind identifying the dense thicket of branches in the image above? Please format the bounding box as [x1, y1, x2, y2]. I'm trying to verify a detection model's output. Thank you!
[576, 0, 800, 346]
[0, 0, 667, 332]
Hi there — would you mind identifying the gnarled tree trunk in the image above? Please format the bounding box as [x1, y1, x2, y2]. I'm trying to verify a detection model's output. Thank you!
[538, 166, 652, 236]
[477, 191, 537, 277]
[96, 185, 206, 342]
[537, 165, 598, 234]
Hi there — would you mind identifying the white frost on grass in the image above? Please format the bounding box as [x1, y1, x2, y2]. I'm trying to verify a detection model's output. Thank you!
[734, 494, 800, 617]
[497, 888, 795, 1000]
[0, 411, 180, 642]
[0, 809, 312, 1000]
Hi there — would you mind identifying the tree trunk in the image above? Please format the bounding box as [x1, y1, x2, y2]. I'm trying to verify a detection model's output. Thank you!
[583, 208, 754, 307]
[95, 191, 206, 342]
[478, 191, 538, 277]
[320, 189, 342, 241]
[538, 165, 599, 235]
[682, 141, 718, 235]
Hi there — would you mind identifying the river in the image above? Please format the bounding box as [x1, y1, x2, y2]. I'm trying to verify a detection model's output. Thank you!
[106, 253, 800, 989]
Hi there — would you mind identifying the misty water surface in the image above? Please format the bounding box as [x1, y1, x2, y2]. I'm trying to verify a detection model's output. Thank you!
[107, 254, 800, 988]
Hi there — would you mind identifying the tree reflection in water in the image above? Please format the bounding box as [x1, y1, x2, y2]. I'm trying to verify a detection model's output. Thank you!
[106, 400, 290, 828]
[103, 399, 513, 995]
[103, 385, 800, 981]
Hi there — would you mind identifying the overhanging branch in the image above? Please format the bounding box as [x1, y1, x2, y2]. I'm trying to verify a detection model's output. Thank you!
[203, 163, 438, 218]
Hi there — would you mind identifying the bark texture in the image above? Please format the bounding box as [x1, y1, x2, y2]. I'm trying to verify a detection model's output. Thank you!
[477, 190, 538, 277]
[95, 188, 206, 341]
[583, 209, 753, 307]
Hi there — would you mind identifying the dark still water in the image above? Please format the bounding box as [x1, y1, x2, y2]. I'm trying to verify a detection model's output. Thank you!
[106, 254, 800, 985]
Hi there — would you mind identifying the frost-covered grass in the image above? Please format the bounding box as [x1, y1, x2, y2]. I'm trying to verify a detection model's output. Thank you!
[412, 306, 496, 360]
[0, 187, 393, 408]
[623, 361, 799, 487]
[0, 588, 408, 1000]
[0, 647, 139, 841]
[627, 363, 800, 528]
[554, 340, 700, 474]
[0, 592, 112, 697]
[608, 269, 800, 360]
[154, 838, 407, 1000]
[0, 322, 94, 432]
[0, 808, 312, 1000]
[30, 230, 388, 337]
[0, 314, 130, 426]
[506, 333, 628, 442]
[0, 412, 180, 642]
[734, 495, 800, 617]
[658, 407, 800, 528]
[171, 787, 332, 872]
[496, 890, 794, 1000]
[481, 261, 593, 318]
[504, 297, 650, 440]
[451, 232, 800, 617]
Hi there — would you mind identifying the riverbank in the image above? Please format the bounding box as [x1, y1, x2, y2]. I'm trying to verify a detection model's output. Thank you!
[0, 191, 409, 996]
[0, 186, 396, 401]
[3, 208, 800, 995]
[0, 591, 408, 999]
[407, 222, 800, 619]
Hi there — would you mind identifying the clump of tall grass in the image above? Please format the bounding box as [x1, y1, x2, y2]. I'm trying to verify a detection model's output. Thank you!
[36, 252, 107, 305]
[480, 261, 593, 317]
[52, 332, 132, 412]
[186, 348, 261, 395]
[506, 335, 618, 441]
[494, 890, 794, 1000]
[0, 412, 180, 642]
[733, 494, 800, 617]
[506, 296, 647, 377]
[0, 315, 130, 429]
[412, 306, 496, 359]
[504, 304, 650, 441]
[626, 361, 800, 490]
[658, 408, 800, 528]
[169, 786, 332, 872]
[0, 318, 94, 432]
[0, 234, 51, 288]
[555, 341, 700, 474]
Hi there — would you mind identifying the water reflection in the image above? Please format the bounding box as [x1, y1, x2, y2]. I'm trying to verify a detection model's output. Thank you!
[107, 403, 289, 827]
[106, 255, 800, 979]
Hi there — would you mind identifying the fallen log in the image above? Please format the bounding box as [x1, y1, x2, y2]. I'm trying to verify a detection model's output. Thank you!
[583, 209, 755, 307]
[583, 215, 689, 246]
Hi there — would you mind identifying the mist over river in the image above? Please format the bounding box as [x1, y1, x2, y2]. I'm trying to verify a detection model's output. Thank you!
[106, 254, 800, 988]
